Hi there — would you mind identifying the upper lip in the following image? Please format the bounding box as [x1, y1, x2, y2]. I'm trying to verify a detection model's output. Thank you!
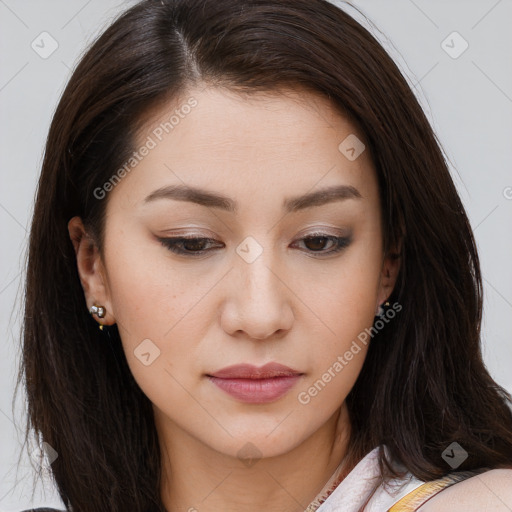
[207, 363, 303, 379]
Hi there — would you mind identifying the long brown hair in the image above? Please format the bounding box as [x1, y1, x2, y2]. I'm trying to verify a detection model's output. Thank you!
[17, 0, 512, 510]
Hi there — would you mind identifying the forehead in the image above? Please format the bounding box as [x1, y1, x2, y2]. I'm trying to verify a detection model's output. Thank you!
[140, 85, 366, 158]
[108, 86, 377, 212]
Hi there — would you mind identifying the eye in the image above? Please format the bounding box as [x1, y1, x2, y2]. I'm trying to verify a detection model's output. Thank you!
[157, 236, 224, 256]
[157, 233, 351, 258]
[292, 233, 351, 256]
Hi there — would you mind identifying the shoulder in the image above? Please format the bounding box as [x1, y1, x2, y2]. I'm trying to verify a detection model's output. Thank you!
[20, 508, 65, 512]
[417, 468, 512, 511]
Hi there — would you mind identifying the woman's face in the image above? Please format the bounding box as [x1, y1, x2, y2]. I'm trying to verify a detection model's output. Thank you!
[71, 86, 398, 460]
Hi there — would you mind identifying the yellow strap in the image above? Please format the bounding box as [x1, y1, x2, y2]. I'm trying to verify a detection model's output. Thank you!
[387, 470, 488, 511]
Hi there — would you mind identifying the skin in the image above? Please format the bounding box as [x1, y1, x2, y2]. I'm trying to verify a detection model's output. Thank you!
[68, 85, 401, 511]
[417, 469, 512, 511]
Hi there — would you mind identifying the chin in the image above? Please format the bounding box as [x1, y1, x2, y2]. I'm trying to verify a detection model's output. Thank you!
[202, 422, 308, 462]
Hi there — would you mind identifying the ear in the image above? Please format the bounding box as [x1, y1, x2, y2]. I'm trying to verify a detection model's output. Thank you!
[375, 242, 401, 314]
[68, 216, 116, 327]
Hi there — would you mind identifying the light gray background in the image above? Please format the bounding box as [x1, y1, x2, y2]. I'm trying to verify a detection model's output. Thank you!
[1, 1, 511, 510]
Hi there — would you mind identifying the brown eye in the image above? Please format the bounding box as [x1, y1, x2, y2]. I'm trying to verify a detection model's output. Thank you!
[292, 234, 351, 256]
[182, 238, 209, 251]
[303, 236, 332, 251]
[158, 237, 224, 256]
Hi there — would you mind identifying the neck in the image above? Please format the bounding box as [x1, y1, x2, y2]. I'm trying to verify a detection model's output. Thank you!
[157, 404, 353, 512]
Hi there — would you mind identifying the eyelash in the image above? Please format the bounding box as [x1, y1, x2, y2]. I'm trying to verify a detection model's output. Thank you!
[157, 233, 351, 258]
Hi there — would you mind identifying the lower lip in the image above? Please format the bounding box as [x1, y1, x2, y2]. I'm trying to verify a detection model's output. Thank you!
[207, 375, 302, 403]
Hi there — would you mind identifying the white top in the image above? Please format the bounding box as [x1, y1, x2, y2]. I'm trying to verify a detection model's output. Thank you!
[316, 445, 426, 511]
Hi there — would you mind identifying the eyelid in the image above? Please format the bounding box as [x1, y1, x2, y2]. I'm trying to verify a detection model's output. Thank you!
[298, 227, 350, 237]
[157, 231, 352, 258]
[294, 226, 352, 244]
[156, 227, 349, 242]
[157, 236, 222, 258]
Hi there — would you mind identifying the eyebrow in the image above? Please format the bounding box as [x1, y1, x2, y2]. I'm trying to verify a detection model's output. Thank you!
[143, 183, 362, 213]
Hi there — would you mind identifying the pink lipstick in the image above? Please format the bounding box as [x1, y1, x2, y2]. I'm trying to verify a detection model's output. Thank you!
[206, 362, 303, 404]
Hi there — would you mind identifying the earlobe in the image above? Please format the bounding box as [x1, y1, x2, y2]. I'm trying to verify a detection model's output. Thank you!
[376, 248, 401, 311]
[67, 216, 116, 327]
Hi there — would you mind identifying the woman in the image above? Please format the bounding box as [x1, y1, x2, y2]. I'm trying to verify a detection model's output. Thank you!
[17, 0, 512, 511]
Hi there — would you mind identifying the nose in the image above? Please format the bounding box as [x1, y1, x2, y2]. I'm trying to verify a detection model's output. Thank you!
[220, 249, 294, 341]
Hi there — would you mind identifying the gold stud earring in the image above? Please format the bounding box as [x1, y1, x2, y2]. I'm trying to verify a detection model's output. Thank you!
[376, 301, 391, 317]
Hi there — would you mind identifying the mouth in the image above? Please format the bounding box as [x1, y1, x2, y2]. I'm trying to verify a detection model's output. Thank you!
[206, 362, 304, 404]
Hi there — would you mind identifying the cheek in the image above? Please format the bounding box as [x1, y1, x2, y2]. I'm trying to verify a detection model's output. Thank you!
[104, 227, 208, 334]
[302, 244, 382, 337]
[102, 233, 206, 382]
[296, 238, 381, 385]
